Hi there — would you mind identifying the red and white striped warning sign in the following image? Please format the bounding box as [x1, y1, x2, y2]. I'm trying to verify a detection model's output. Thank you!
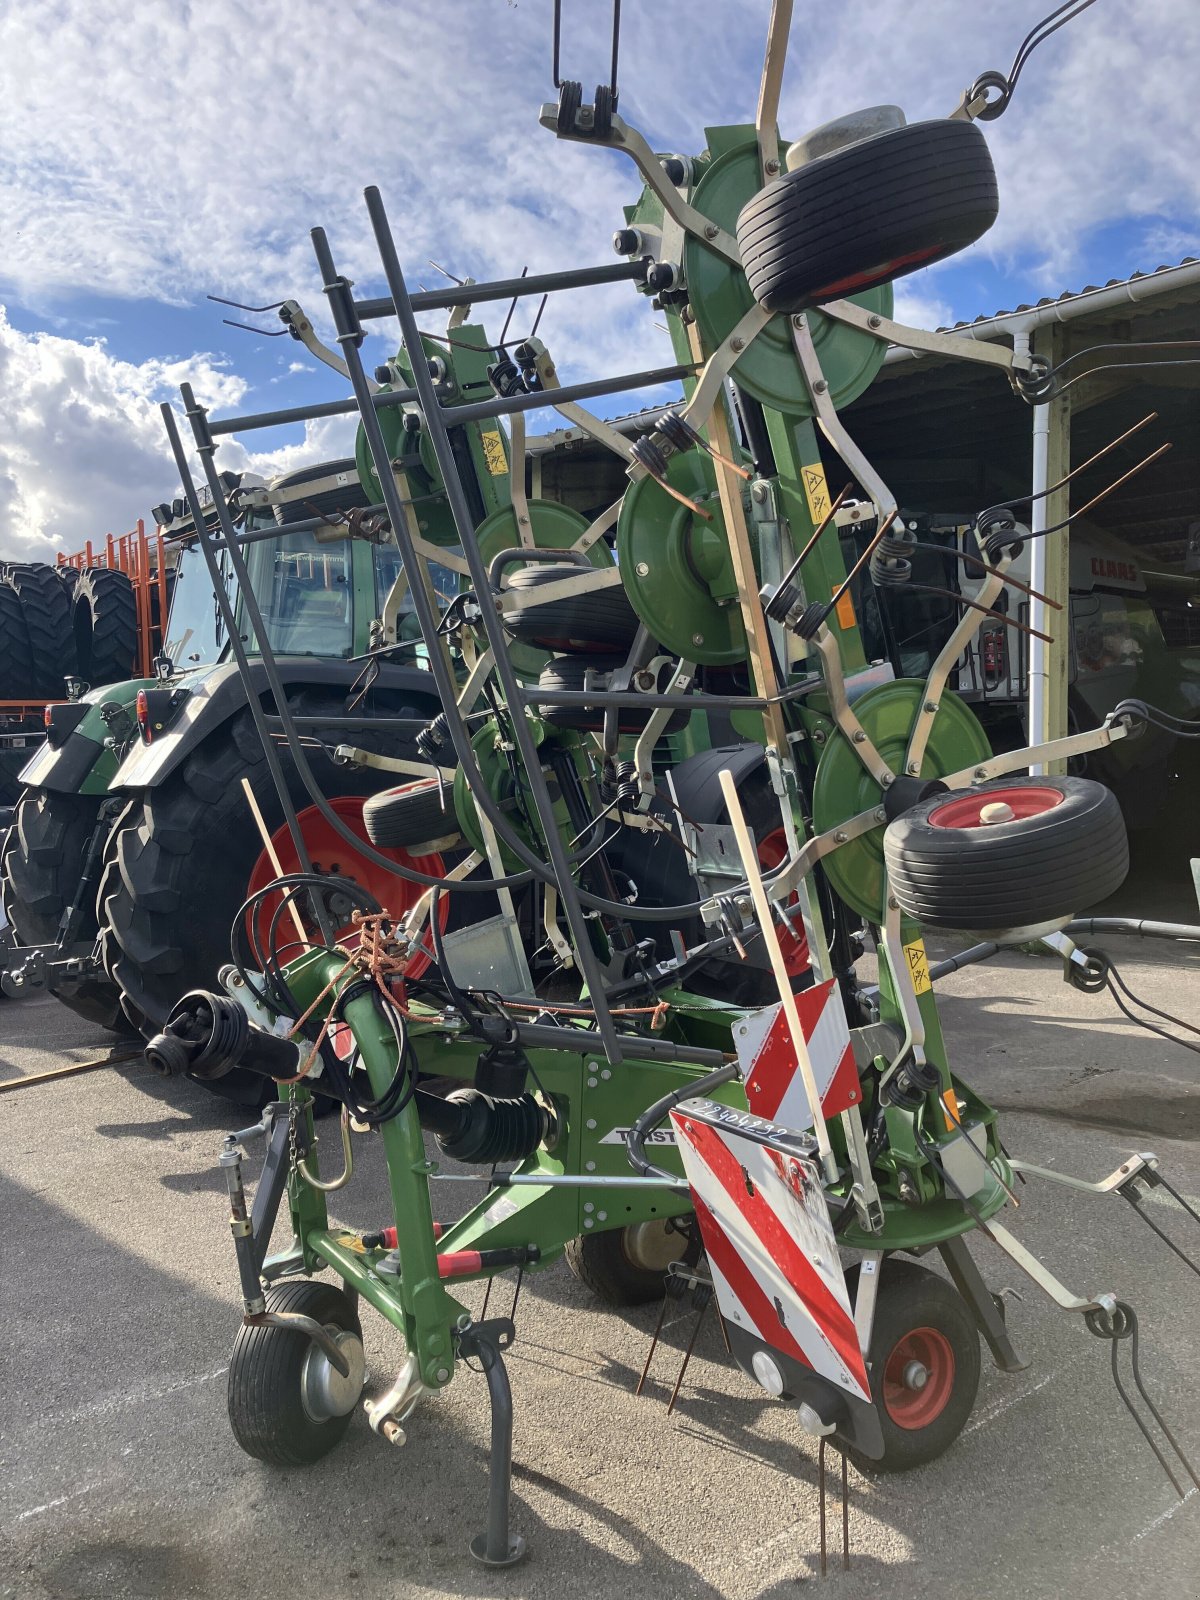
[733, 977, 859, 1131]
[671, 1101, 869, 1401]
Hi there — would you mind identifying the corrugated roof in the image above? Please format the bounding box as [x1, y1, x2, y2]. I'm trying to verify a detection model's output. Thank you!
[946, 257, 1200, 330]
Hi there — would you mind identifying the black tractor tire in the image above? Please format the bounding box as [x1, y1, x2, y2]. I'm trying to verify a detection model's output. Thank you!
[537, 654, 688, 733]
[271, 458, 368, 527]
[1, 788, 130, 1030]
[97, 700, 428, 1097]
[227, 1279, 364, 1467]
[73, 568, 138, 687]
[362, 777, 461, 851]
[844, 1261, 980, 1474]
[54, 566, 80, 595]
[563, 1221, 692, 1306]
[0, 584, 36, 701]
[4, 564, 78, 694]
[883, 776, 1128, 932]
[503, 564, 641, 654]
[736, 118, 999, 314]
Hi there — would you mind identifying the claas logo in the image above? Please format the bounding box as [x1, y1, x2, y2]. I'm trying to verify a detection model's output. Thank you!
[1090, 556, 1138, 583]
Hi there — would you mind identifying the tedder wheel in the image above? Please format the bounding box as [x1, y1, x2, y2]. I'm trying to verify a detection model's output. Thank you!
[564, 1221, 692, 1306]
[503, 564, 642, 654]
[4, 564, 78, 695]
[0, 788, 131, 1031]
[363, 777, 462, 852]
[883, 776, 1128, 934]
[71, 568, 138, 687]
[227, 1279, 365, 1467]
[845, 1260, 980, 1474]
[736, 119, 998, 314]
[537, 654, 688, 734]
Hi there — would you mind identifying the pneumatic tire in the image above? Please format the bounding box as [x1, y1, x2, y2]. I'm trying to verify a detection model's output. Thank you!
[503, 564, 641, 654]
[0, 584, 36, 701]
[736, 119, 999, 313]
[227, 1279, 364, 1467]
[4, 564, 78, 694]
[72, 568, 138, 686]
[363, 777, 461, 851]
[0, 788, 130, 1030]
[883, 776, 1128, 932]
[537, 654, 688, 733]
[564, 1221, 692, 1306]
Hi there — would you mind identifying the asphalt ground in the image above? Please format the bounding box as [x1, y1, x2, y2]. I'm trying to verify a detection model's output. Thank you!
[2, 923, 1199, 1599]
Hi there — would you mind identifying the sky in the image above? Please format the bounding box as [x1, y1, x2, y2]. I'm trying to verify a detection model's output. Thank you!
[1, 0, 1197, 561]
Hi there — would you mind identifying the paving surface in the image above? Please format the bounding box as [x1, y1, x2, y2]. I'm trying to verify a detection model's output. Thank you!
[2, 920, 1199, 1600]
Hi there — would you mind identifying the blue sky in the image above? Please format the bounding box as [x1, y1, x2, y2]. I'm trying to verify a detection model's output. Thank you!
[1, 0, 1197, 559]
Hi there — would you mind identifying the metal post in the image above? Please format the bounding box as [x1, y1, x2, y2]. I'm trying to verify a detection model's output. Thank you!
[1028, 325, 1071, 773]
[470, 1336, 526, 1568]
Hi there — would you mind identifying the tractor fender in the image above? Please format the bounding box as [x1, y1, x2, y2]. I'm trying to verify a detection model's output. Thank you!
[110, 658, 442, 791]
[18, 679, 154, 797]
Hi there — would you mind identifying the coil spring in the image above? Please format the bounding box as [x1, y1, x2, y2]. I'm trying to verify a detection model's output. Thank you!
[869, 524, 915, 588]
[416, 712, 450, 764]
[557, 78, 583, 135]
[791, 601, 828, 640]
[631, 433, 670, 479]
[611, 759, 639, 807]
[656, 409, 699, 455]
[882, 1052, 941, 1112]
[486, 356, 526, 399]
[974, 505, 1025, 563]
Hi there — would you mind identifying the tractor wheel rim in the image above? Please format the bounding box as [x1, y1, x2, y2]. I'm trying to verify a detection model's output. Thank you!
[882, 1326, 955, 1429]
[927, 784, 1064, 831]
[757, 827, 810, 976]
[244, 796, 447, 980]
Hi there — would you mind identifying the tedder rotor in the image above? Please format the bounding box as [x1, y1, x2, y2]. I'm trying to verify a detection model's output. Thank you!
[144, 0, 1199, 1572]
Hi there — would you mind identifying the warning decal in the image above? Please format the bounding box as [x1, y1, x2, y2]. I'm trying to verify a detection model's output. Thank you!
[800, 462, 831, 526]
[903, 938, 932, 996]
[480, 430, 508, 476]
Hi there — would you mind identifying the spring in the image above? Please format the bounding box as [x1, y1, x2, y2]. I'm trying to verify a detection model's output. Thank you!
[656, 409, 699, 455]
[975, 505, 1025, 562]
[415, 712, 450, 764]
[869, 525, 915, 588]
[612, 758, 640, 806]
[486, 355, 526, 399]
[882, 1053, 942, 1112]
[631, 433, 670, 480]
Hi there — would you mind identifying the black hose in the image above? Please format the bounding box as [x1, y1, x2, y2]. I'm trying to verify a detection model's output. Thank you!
[625, 1063, 739, 1183]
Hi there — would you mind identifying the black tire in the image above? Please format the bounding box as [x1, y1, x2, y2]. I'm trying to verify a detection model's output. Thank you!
[736, 119, 999, 314]
[0, 788, 131, 1030]
[0, 584, 36, 700]
[537, 653, 688, 733]
[55, 566, 80, 594]
[4, 564, 78, 695]
[883, 776, 1128, 931]
[503, 565, 641, 654]
[845, 1261, 980, 1474]
[73, 568, 138, 687]
[271, 459, 368, 527]
[227, 1279, 364, 1467]
[563, 1221, 691, 1306]
[362, 777, 461, 850]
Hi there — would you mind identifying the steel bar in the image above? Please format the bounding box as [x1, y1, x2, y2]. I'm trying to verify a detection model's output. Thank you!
[355, 258, 647, 320]
[356, 187, 624, 1060]
[1066, 918, 1200, 942]
[0, 1051, 143, 1094]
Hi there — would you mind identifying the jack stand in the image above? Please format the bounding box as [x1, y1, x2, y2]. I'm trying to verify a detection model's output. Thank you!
[459, 1319, 527, 1568]
[817, 1437, 850, 1575]
[937, 1234, 1029, 1373]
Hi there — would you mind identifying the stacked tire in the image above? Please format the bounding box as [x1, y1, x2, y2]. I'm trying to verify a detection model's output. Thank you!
[0, 561, 138, 698]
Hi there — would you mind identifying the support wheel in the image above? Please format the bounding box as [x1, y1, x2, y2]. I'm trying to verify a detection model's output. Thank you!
[227, 1280, 365, 1467]
[564, 1221, 691, 1306]
[846, 1261, 980, 1473]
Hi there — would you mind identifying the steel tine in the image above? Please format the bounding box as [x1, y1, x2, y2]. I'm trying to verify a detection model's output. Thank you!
[666, 1298, 708, 1414]
[818, 1437, 827, 1577]
[636, 1293, 670, 1396]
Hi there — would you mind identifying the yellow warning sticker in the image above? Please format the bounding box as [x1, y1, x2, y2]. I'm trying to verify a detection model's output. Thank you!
[903, 938, 932, 996]
[800, 461, 832, 526]
[480, 429, 508, 476]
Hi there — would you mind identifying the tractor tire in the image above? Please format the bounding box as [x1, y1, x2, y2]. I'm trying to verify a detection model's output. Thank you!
[363, 777, 461, 851]
[564, 1221, 692, 1306]
[883, 776, 1128, 932]
[0, 584, 36, 700]
[537, 654, 687, 733]
[54, 566, 80, 595]
[0, 788, 130, 1030]
[736, 118, 998, 313]
[72, 568, 138, 687]
[227, 1279, 364, 1467]
[271, 458, 368, 527]
[4, 564, 78, 695]
[844, 1260, 980, 1474]
[503, 565, 641, 654]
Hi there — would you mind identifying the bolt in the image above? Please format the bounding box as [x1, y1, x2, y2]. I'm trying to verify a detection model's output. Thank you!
[587, 1076, 598, 1088]
[813, 378, 827, 394]
[752, 482, 767, 502]
[585, 1160, 596, 1172]
[812, 729, 826, 744]
[882, 774, 895, 786]
[601, 1068, 612, 1080]
[907, 761, 920, 775]
[765, 158, 781, 175]
[924, 700, 938, 714]
[635, 561, 650, 577]
[792, 315, 806, 329]
[704, 222, 719, 240]
[597, 1210, 608, 1222]
[692, 632, 705, 646]
[834, 830, 848, 844]
[848, 1089, 857, 1101]
[586, 1118, 597, 1130]
[852, 730, 866, 744]
[584, 1218, 594, 1228]
[868, 314, 881, 330]
[584, 1202, 594, 1213]
[729, 336, 745, 352]
[888, 896, 899, 910]
[974, 767, 989, 780]
[435, 1366, 450, 1383]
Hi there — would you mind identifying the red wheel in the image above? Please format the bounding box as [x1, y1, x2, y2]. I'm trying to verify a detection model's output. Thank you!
[757, 827, 810, 977]
[881, 1326, 956, 1429]
[925, 785, 1064, 830]
[245, 796, 447, 979]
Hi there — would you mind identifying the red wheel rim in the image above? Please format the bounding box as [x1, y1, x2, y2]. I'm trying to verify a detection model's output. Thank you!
[244, 796, 447, 981]
[882, 1326, 956, 1429]
[927, 785, 1064, 831]
[757, 827, 810, 977]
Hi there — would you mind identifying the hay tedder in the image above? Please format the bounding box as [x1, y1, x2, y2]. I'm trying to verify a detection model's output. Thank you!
[143, 0, 1199, 1570]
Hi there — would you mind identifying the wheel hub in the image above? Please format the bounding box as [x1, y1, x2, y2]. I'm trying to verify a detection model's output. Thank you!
[301, 1327, 366, 1422]
[621, 1220, 688, 1273]
[901, 1359, 929, 1392]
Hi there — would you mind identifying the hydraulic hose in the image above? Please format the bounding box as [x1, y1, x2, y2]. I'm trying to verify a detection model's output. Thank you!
[625, 1063, 739, 1184]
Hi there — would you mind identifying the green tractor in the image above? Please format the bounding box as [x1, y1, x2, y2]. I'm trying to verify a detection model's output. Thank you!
[0, 460, 452, 1095]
